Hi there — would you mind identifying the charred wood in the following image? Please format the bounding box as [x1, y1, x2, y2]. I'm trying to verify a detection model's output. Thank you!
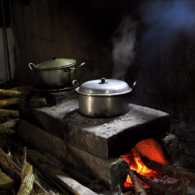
[134, 171, 189, 195]
[140, 155, 195, 183]
[128, 168, 147, 195]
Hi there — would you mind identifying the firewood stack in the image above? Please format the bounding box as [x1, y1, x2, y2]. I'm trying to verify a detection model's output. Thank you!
[0, 86, 45, 194]
[0, 86, 36, 195]
[0, 86, 99, 195]
[0, 87, 33, 134]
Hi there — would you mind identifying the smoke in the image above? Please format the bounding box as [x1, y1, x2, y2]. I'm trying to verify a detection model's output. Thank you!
[112, 17, 138, 80]
[111, 1, 195, 79]
[140, 0, 195, 65]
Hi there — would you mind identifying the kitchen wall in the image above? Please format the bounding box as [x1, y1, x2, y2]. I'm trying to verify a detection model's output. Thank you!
[10, 0, 116, 86]
[10, 0, 195, 121]
[0, 0, 15, 85]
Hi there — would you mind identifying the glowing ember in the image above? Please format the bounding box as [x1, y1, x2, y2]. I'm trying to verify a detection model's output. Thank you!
[122, 148, 160, 188]
[122, 139, 170, 189]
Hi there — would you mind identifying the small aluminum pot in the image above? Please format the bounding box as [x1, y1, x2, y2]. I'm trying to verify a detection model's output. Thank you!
[73, 78, 136, 117]
[29, 56, 85, 88]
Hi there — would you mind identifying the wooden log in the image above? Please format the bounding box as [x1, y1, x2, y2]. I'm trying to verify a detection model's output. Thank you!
[0, 148, 21, 184]
[0, 98, 19, 108]
[0, 89, 22, 98]
[128, 168, 147, 195]
[0, 118, 19, 130]
[0, 147, 47, 194]
[0, 129, 15, 134]
[140, 155, 195, 183]
[134, 171, 189, 195]
[17, 148, 35, 195]
[10, 86, 32, 92]
[0, 168, 15, 189]
[0, 109, 19, 118]
[28, 149, 97, 195]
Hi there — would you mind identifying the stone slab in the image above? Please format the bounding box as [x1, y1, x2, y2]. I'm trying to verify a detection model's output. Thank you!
[18, 119, 128, 190]
[19, 92, 170, 159]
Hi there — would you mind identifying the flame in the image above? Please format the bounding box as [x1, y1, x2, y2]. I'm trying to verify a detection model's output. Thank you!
[122, 139, 170, 189]
[122, 148, 159, 188]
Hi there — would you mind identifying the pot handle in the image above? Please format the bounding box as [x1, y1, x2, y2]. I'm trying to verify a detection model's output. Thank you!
[28, 63, 36, 71]
[72, 80, 80, 90]
[132, 82, 136, 91]
[70, 62, 85, 70]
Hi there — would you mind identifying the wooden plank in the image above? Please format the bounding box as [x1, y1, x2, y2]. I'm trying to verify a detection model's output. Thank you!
[28, 149, 97, 195]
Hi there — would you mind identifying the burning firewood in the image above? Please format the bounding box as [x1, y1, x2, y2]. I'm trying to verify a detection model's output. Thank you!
[17, 147, 35, 195]
[140, 154, 195, 183]
[0, 109, 19, 118]
[128, 168, 147, 195]
[0, 98, 19, 109]
[0, 89, 23, 98]
[134, 171, 189, 195]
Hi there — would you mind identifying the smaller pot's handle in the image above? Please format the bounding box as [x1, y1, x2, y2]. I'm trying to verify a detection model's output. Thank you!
[72, 80, 80, 90]
[70, 62, 85, 70]
[132, 82, 136, 91]
[28, 63, 36, 71]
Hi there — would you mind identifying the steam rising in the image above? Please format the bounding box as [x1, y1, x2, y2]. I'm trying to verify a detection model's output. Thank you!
[112, 17, 137, 79]
[112, 0, 195, 79]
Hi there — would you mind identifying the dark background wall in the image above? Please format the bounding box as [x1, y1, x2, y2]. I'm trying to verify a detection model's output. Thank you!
[10, 0, 195, 121]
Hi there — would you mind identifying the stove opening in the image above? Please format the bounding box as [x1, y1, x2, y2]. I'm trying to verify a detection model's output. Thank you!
[121, 139, 183, 193]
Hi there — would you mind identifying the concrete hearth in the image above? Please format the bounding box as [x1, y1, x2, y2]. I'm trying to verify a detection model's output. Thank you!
[18, 91, 170, 190]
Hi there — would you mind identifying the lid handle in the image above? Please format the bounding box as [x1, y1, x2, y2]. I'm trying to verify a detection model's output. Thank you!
[52, 56, 56, 60]
[100, 78, 106, 84]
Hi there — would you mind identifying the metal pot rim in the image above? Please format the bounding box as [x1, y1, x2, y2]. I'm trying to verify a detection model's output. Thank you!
[75, 87, 132, 96]
[29, 56, 76, 71]
[32, 64, 76, 71]
[74, 78, 132, 96]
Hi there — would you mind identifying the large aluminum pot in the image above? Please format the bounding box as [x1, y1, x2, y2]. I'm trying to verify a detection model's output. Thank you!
[73, 78, 136, 117]
[29, 56, 85, 88]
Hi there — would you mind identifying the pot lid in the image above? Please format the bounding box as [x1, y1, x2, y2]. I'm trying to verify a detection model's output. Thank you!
[33, 56, 76, 70]
[76, 78, 132, 96]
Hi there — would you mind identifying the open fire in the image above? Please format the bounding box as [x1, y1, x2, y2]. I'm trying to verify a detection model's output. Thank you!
[122, 147, 161, 189]
[121, 139, 181, 192]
